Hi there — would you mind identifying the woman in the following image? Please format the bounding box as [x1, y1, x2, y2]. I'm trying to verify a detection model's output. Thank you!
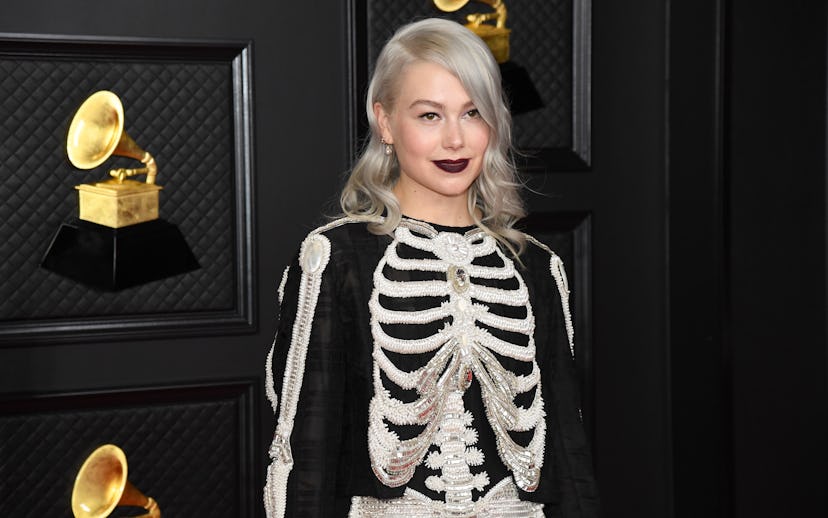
[264, 18, 598, 517]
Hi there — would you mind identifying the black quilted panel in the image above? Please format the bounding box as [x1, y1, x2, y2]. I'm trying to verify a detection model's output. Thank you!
[0, 384, 251, 517]
[365, 0, 573, 149]
[0, 47, 239, 322]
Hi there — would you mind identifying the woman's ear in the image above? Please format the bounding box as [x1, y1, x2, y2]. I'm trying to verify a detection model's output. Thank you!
[373, 102, 393, 144]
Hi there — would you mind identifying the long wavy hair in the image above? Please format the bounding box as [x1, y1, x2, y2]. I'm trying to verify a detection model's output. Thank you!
[340, 17, 527, 254]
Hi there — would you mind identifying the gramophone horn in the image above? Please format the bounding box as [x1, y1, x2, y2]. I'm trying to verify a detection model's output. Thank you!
[433, 0, 469, 11]
[66, 90, 157, 184]
[71, 444, 161, 518]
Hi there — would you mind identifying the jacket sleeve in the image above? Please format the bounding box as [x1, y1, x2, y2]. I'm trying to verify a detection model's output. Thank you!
[544, 253, 600, 518]
[264, 232, 346, 518]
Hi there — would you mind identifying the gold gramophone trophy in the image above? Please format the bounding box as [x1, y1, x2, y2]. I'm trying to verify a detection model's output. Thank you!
[72, 444, 161, 518]
[434, 0, 511, 63]
[41, 90, 199, 290]
[434, 0, 543, 114]
[68, 90, 162, 229]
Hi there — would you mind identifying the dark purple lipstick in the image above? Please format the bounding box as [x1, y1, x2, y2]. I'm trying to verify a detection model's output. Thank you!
[433, 159, 469, 173]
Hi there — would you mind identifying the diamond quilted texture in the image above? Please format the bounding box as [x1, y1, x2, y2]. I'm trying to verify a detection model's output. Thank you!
[0, 387, 248, 517]
[365, 0, 572, 150]
[0, 51, 239, 322]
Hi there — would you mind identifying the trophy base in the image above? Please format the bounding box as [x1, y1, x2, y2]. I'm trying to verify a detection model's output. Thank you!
[41, 219, 200, 291]
[499, 61, 545, 115]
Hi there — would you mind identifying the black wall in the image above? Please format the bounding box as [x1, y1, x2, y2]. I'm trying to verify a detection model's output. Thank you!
[727, 1, 827, 516]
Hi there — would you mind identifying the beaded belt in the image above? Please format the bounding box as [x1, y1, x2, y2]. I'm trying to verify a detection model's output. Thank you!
[348, 477, 544, 518]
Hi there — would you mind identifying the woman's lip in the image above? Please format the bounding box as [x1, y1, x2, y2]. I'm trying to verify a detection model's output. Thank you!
[433, 159, 470, 173]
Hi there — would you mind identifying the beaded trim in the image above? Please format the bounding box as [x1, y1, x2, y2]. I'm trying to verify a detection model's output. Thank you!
[349, 477, 544, 518]
[368, 220, 546, 506]
[265, 266, 292, 414]
[524, 234, 575, 360]
[264, 233, 332, 518]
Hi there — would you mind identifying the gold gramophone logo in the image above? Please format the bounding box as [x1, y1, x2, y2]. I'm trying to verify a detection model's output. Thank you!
[40, 90, 199, 290]
[67, 90, 162, 228]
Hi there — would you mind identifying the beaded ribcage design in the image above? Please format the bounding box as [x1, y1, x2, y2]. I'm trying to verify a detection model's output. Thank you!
[367, 222, 546, 508]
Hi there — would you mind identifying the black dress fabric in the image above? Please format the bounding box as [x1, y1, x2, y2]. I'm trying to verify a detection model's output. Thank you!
[268, 218, 599, 517]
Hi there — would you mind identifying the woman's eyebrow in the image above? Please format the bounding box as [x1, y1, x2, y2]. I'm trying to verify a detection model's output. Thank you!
[408, 99, 476, 110]
[408, 99, 443, 110]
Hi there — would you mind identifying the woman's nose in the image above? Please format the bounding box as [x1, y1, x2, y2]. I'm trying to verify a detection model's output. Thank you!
[442, 119, 464, 149]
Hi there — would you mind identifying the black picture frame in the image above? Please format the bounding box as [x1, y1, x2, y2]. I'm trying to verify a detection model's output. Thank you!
[0, 34, 255, 345]
[0, 379, 259, 516]
[345, 0, 592, 172]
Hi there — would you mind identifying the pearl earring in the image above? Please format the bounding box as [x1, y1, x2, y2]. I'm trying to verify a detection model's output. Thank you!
[381, 138, 393, 156]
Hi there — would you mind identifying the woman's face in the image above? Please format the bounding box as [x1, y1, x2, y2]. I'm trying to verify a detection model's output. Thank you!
[375, 61, 490, 214]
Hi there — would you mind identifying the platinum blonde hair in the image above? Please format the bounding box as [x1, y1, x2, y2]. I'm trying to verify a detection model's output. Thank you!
[340, 17, 527, 254]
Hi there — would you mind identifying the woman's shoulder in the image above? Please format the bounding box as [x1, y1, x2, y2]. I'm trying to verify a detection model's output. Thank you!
[518, 231, 565, 266]
[517, 231, 572, 291]
[290, 217, 385, 272]
[301, 216, 384, 247]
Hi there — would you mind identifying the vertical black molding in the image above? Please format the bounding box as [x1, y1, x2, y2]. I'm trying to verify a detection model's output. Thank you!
[344, 0, 368, 165]
[571, 0, 592, 167]
[232, 43, 257, 338]
[238, 381, 260, 518]
[825, 5, 828, 414]
[667, 0, 730, 516]
[716, 4, 732, 517]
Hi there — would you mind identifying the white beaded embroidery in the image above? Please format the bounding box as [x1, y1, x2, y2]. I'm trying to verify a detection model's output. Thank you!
[264, 218, 578, 516]
[367, 220, 546, 505]
[523, 234, 575, 360]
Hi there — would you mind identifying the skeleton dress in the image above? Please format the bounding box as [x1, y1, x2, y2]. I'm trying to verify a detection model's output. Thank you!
[264, 217, 598, 518]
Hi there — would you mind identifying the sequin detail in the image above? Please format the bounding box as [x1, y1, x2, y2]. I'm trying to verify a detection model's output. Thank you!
[349, 477, 544, 517]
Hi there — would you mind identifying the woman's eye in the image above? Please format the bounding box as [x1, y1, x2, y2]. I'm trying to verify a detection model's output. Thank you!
[466, 109, 481, 119]
[420, 112, 439, 121]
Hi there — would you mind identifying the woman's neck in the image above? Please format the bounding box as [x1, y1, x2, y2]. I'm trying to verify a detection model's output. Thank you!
[393, 186, 476, 227]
